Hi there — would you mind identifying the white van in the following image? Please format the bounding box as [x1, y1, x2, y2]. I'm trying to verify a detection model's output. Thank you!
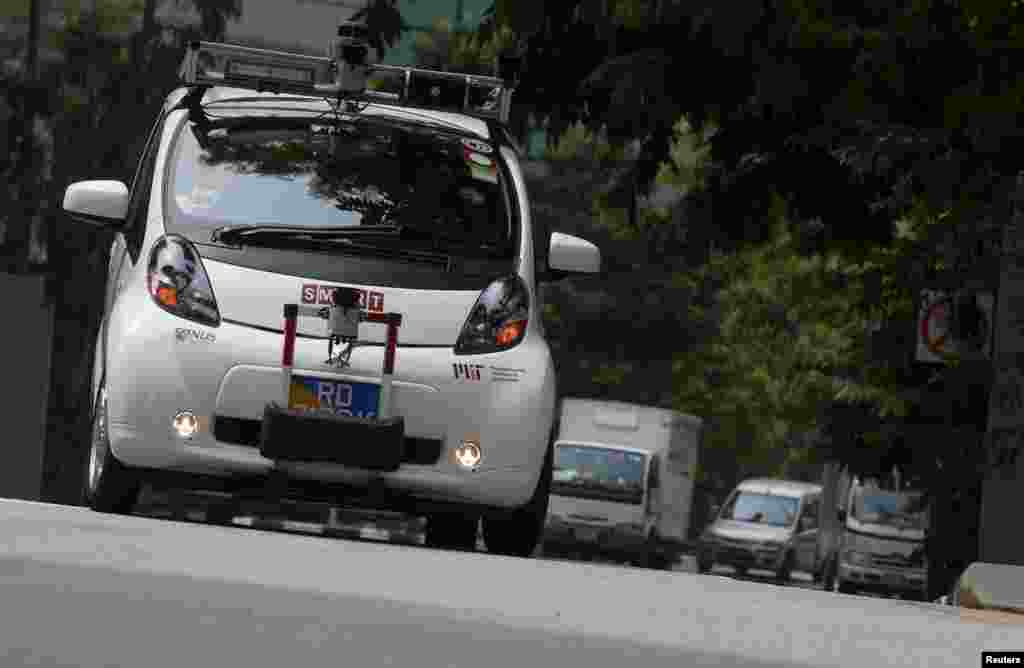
[698, 478, 823, 582]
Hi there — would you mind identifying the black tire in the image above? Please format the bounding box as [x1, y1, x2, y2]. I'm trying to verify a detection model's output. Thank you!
[836, 578, 857, 595]
[647, 552, 672, 571]
[482, 442, 553, 558]
[821, 556, 837, 591]
[697, 555, 713, 574]
[205, 498, 242, 526]
[425, 512, 479, 551]
[83, 385, 141, 515]
[775, 551, 794, 583]
[734, 566, 748, 577]
[640, 533, 670, 570]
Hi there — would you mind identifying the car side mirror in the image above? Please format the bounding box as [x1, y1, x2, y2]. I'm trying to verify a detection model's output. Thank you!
[708, 503, 721, 522]
[837, 508, 847, 522]
[62, 180, 129, 228]
[800, 516, 816, 532]
[546, 232, 600, 281]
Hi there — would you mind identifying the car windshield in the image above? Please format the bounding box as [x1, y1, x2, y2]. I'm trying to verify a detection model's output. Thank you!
[552, 444, 646, 505]
[851, 489, 929, 530]
[168, 116, 514, 258]
[720, 491, 799, 527]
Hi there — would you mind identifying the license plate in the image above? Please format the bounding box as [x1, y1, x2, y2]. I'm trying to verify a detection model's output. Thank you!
[575, 528, 599, 542]
[288, 375, 380, 418]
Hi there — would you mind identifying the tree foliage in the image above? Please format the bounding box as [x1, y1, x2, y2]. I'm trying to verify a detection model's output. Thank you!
[477, 0, 1024, 266]
[0, 0, 292, 504]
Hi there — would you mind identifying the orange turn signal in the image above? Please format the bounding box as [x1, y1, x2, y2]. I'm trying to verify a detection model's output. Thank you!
[495, 319, 526, 346]
[155, 285, 178, 307]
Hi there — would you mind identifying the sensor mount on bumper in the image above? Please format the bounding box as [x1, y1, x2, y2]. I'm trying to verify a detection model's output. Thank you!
[259, 288, 406, 472]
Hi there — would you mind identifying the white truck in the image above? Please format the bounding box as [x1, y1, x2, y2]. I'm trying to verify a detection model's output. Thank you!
[817, 465, 929, 600]
[540, 398, 703, 569]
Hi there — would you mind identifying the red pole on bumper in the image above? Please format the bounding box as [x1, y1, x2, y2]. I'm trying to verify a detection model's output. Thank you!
[363, 312, 402, 419]
[281, 304, 298, 406]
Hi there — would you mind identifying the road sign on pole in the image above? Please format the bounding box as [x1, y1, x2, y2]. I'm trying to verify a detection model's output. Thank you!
[915, 289, 994, 363]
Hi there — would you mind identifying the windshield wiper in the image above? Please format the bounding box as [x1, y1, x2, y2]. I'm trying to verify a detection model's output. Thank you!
[211, 224, 404, 245]
[210, 224, 461, 268]
[213, 224, 511, 261]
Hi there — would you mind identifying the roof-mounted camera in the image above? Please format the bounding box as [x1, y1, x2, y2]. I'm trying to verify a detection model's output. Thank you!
[332, 19, 371, 94]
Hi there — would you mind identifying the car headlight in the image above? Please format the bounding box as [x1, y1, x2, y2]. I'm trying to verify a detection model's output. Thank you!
[453, 275, 529, 355]
[843, 550, 869, 566]
[147, 234, 221, 327]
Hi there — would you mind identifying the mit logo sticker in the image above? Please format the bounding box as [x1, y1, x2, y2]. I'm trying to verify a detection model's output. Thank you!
[453, 363, 484, 381]
[301, 284, 384, 312]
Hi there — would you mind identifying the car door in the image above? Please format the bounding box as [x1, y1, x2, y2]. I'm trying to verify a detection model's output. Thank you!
[795, 495, 820, 573]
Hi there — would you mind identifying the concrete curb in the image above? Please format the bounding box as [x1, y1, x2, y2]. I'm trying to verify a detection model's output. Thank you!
[954, 562, 1024, 616]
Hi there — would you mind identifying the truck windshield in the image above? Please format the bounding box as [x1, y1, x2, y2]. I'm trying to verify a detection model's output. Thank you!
[720, 492, 799, 527]
[851, 489, 928, 530]
[552, 444, 646, 505]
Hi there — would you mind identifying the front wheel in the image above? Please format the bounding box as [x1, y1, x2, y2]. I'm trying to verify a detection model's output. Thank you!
[83, 385, 141, 514]
[821, 556, 837, 591]
[425, 512, 479, 551]
[482, 442, 552, 558]
[836, 578, 857, 595]
[775, 551, 794, 583]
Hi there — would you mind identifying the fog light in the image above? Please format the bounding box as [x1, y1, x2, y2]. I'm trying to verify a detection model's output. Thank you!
[172, 411, 199, 439]
[454, 439, 482, 470]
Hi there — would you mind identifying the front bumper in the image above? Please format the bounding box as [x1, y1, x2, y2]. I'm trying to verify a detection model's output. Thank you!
[542, 523, 650, 559]
[700, 540, 785, 571]
[103, 303, 557, 510]
[838, 562, 927, 594]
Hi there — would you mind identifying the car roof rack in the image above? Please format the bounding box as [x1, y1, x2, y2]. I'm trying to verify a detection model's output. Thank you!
[178, 40, 517, 126]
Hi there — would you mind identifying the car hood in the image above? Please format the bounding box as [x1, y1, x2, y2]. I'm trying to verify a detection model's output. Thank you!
[708, 520, 793, 544]
[846, 517, 926, 542]
[203, 258, 481, 346]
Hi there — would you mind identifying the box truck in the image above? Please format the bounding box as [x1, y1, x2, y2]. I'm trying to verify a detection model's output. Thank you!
[817, 465, 929, 600]
[540, 398, 703, 569]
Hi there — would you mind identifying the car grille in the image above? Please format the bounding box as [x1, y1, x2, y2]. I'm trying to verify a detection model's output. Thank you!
[718, 538, 749, 550]
[871, 553, 913, 569]
[212, 415, 443, 465]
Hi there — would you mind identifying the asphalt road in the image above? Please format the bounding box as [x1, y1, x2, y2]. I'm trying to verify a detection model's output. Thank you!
[0, 499, 1020, 668]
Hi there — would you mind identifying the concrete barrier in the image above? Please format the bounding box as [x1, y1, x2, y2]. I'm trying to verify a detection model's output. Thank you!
[0, 272, 53, 501]
[955, 562, 1024, 617]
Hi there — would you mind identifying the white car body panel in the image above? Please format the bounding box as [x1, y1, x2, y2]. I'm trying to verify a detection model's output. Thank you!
[205, 259, 481, 345]
[95, 98, 560, 511]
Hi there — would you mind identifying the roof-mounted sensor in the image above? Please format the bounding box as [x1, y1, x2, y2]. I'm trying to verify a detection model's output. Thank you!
[178, 25, 517, 125]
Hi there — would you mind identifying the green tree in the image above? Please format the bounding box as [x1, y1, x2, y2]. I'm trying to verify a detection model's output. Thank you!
[472, 0, 1016, 597]
[19, 0, 262, 505]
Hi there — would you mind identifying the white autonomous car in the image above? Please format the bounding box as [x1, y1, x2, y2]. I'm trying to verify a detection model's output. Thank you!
[61, 37, 601, 556]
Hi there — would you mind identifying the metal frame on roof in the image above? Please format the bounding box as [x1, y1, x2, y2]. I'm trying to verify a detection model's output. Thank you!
[178, 40, 515, 125]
